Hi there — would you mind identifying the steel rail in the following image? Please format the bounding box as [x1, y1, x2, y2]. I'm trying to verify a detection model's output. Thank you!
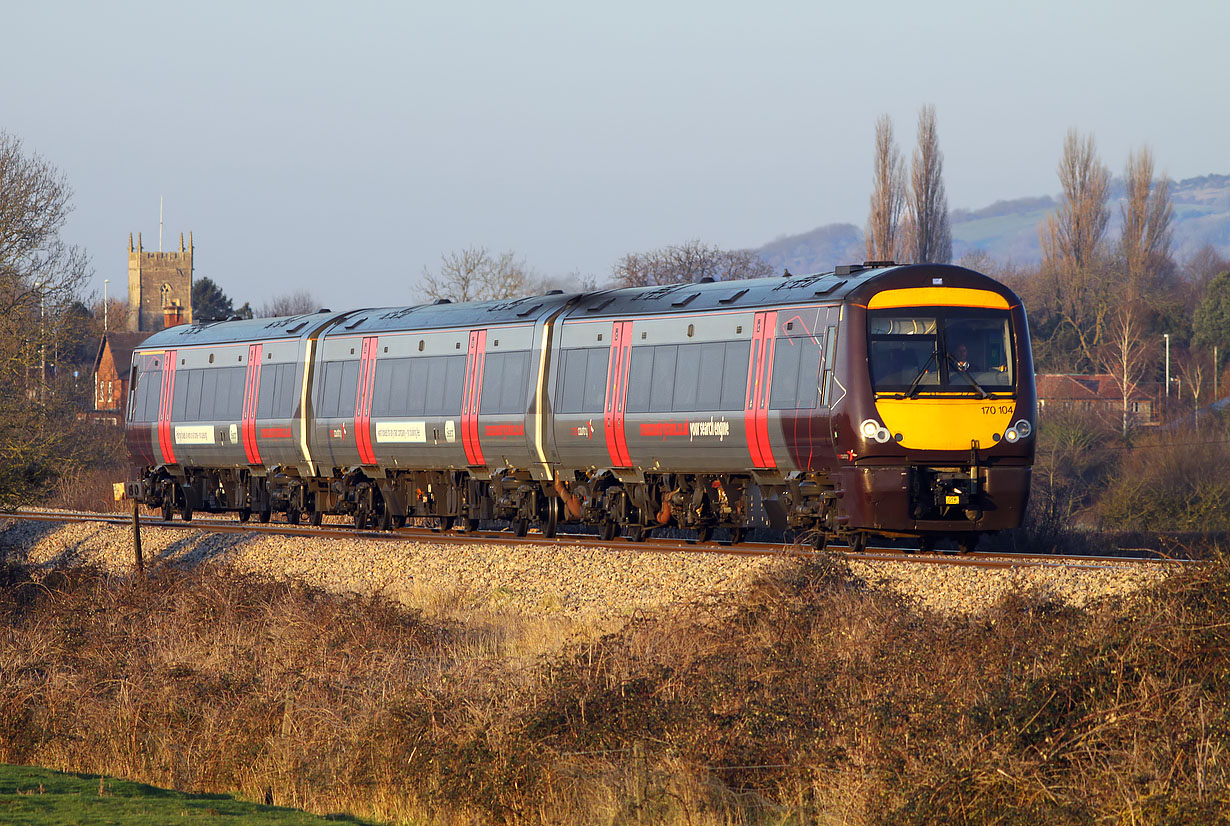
[3, 508, 1196, 571]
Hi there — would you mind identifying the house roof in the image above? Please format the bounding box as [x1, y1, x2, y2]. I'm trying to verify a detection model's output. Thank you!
[93, 332, 152, 374]
[1036, 373, 1152, 402]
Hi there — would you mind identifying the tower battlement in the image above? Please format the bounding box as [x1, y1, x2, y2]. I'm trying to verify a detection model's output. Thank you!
[127, 231, 193, 332]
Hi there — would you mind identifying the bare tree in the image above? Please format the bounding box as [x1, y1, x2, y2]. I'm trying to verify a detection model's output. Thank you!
[1119, 145, 1173, 300]
[1176, 349, 1204, 417]
[865, 114, 905, 262]
[902, 105, 952, 264]
[421, 246, 531, 303]
[1041, 129, 1110, 271]
[0, 131, 95, 506]
[1040, 129, 1112, 369]
[259, 289, 318, 318]
[612, 240, 772, 288]
[1099, 305, 1150, 436]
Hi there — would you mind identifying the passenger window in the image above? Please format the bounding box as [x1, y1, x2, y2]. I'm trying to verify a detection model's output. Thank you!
[625, 347, 654, 413]
[673, 344, 702, 411]
[558, 348, 605, 414]
[278, 363, 298, 417]
[581, 349, 606, 413]
[720, 341, 750, 411]
[408, 358, 431, 415]
[337, 360, 360, 418]
[481, 352, 529, 415]
[256, 365, 275, 418]
[769, 340, 801, 409]
[199, 369, 219, 420]
[438, 355, 465, 414]
[649, 345, 676, 412]
[171, 372, 188, 420]
[693, 342, 725, 410]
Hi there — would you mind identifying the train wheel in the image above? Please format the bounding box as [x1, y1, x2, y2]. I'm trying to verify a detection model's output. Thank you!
[378, 507, 392, 532]
[286, 508, 300, 526]
[459, 517, 478, 533]
[957, 534, 979, 554]
[512, 517, 530, 537]
[627, 525, 648, 543]
[541, 497, 559, 539]
[179, 500, 193, 522]
[259, 509, 272, 524]
[849, 532, 867, 553]
[435, 516, 452, 531]
[161, 494, 174, 522]
[354, 509, 369, 530]
[810, 530, 828, 551]
[695, 525, 712, 543]
[392, 514, 406, 529]
[309, 510, 323, 527]
[238, 508, 251, 523]
[600, 521, 618, 542]
[918, 534, 935, 553]
[729, 526, 746, 545]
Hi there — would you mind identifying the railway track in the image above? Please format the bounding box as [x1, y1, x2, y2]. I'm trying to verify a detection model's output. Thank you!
[3, 508, 1193, 571]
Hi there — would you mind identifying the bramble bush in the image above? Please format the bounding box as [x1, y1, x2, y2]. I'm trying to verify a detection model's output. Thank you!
[1, 545, 1227, 824]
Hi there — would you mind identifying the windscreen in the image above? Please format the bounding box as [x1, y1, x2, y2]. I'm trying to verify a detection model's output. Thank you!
[869, 308, 1013, 396]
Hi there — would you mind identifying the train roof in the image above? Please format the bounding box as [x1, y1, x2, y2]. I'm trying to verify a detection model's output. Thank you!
[132, 310, 353, 350]
[132, 262, 1016, 351]
[565, 262, 1015, 318]
[320, 291, 580, 337]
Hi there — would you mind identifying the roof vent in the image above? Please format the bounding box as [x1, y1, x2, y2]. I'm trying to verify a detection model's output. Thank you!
[546, 289, 564, 295]
[863, 260, 896, 268]
[834, 264, 865, 275]
[317, 308, 331, 313]
[697, 277, 715, 284]
[433, 298, 452, 305]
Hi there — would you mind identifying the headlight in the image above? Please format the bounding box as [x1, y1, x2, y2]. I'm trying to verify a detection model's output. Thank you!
[860, 419, 891, 443]
[1013, 419, 1032, 438]
[1004, 428, 1020, 443]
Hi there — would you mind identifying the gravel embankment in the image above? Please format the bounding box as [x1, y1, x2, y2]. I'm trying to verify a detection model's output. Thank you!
[0, 518, 1172, 622]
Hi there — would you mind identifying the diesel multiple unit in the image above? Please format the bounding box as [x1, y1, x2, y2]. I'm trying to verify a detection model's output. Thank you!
[125, 262, 1037, 550]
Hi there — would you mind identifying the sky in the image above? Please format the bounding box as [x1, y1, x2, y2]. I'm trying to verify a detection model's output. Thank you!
[4, 0, 1227, 312]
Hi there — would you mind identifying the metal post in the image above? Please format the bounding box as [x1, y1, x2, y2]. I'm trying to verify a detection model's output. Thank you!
[1164, 334, 1170, 399]
[104, 279, 109, 332]
[132, 501, 144, 575]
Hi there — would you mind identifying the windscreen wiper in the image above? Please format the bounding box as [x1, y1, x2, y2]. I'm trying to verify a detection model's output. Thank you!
[946, 353, 990, 399]
[904, 351, 938, 398]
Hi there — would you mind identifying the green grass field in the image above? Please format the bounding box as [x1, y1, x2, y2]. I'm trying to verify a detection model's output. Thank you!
[0, 764, 381, 825]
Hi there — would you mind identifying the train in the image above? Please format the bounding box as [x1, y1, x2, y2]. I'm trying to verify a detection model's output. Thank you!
[124, 261, 1036, 551]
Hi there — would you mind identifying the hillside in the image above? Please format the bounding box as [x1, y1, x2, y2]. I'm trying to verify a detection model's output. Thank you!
[756, 173, 1230, 273]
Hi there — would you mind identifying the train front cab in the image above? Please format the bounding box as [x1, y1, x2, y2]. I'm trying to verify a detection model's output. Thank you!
[837, 276, 1036, 550]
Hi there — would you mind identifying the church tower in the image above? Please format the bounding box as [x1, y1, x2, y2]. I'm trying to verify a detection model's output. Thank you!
[127, 231, 194, 332]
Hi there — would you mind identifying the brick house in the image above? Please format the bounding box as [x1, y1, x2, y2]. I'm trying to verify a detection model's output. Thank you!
[92, 331, 149, 424]
[1035, 373, 1158, 426]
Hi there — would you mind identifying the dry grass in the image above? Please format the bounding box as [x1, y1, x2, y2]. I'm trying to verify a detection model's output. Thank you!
[46, 462, 130, 513]
[1, 549, 1227, 825]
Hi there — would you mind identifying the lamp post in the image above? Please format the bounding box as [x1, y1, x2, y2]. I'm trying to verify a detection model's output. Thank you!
[103, 279, 109, 332]
[1164, 333, 1170, 400]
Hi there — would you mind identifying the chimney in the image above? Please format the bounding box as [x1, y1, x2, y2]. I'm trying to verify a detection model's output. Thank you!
[163, 304, 185, 328]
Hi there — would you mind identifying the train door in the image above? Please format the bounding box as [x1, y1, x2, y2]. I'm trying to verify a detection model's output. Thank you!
[461, 329, 487, 467]
[155, 348, 179, 466]
[602, 320, 633, 469]
[745, 311, 777, 469]
[352, 336, 379, 466]
[240, 344, 263, 465]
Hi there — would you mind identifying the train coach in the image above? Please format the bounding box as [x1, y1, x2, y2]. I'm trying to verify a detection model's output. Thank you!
[125, 261, 1036, 551]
